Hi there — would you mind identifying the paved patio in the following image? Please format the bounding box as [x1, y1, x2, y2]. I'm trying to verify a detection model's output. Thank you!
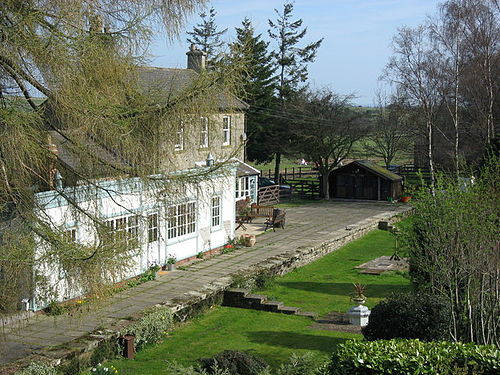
[0, 200, 409, 367]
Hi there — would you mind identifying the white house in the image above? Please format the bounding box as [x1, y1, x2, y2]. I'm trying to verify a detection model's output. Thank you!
[22, 46, 260, 310]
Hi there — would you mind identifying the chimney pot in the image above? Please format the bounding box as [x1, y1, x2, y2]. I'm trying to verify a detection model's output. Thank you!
[186, 44, 207, 72]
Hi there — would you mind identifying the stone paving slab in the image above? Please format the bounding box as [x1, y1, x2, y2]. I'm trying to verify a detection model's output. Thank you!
[0, 201, 410, 368]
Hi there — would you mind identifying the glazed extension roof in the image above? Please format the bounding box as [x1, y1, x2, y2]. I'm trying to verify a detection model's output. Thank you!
[137, 66, 249, 111]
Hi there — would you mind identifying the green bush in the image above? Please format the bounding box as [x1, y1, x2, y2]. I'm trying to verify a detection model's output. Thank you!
[276, 352, 329, 375]
[126, 307, 173, 351]
[15, 362, 56, 375]
[90, 339, 119, 366]
[328, 339, 500, 375]
[45, 300, 65, 316]
[198, 350, 269, 375]
[164, 362, 232, 375]
[361, 292, 450, 341]
[61, 356, 86, 375]
[254, 271, 275, 289]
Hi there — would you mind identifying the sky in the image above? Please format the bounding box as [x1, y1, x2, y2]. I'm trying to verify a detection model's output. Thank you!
[150, 0, 440, 106]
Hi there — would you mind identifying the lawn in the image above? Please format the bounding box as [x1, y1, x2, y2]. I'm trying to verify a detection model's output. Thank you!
[110, 308, 355, 374]
[254, 228, 412, 315]
[109, 227, 411, 374]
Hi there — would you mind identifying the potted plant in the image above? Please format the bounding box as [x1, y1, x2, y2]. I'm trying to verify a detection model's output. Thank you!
[351, 283, 367, 306]
[166, 256, 176, 271]
[240, 234, 256, 247]
[400, 194, 412, 203]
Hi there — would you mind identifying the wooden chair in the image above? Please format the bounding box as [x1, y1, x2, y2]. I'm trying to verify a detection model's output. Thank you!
[265, 208, 286, 231]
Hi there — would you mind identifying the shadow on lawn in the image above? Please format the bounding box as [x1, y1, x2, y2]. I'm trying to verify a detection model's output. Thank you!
[278, 282, 411, 298]
[246, 331, 347, 353]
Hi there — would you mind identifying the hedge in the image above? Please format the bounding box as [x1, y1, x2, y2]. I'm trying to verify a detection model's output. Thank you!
[328, 339, 500, 375]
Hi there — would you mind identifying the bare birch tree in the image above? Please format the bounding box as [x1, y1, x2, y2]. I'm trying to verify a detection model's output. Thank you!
[384, 26, 442, 194]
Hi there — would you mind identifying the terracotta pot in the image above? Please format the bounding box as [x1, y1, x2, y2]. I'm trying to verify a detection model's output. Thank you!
[240, 234, 256, 247]
[400, 196, 411, 203]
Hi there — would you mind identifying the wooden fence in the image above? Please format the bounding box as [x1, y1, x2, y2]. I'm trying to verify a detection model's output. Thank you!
[283, 178, 321, 200]
[398, 164, 432, 184]
[258, 185, 280, 206]
[260, 167, 318, 181]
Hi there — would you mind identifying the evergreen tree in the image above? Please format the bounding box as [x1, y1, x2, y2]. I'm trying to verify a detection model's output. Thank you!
[187, 7, 227, 63]
[230, 18, 277, 163]
[267, 2, 323, 181]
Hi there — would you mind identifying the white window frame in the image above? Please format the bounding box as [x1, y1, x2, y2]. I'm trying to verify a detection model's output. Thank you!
[200, 117, 209, 148]
[63, 228, 77, 242]
[222, 116, 231, 146]
[236, 176, 250, 199]
[105, 214, 139, 245]
[175, 122, 184, 151]
[167, 202, 196, 240]
[147, 213, 159, 243]
[211, 196, 221, 228]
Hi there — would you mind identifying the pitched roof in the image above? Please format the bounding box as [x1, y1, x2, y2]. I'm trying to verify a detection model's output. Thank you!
[236, 160, 260, 177]
[333, 160, 403, 181]
[137, 67, 248, 110]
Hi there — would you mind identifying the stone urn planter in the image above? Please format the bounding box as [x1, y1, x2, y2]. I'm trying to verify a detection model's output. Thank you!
[240, 234, 256, 247]
[347, 283, 371, 326]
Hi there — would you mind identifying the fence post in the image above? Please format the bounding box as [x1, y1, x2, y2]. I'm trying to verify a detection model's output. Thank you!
[292, 167, 295, 180]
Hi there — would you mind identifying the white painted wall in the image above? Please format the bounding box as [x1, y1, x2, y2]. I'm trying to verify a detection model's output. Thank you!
[32, 165, 237, 310]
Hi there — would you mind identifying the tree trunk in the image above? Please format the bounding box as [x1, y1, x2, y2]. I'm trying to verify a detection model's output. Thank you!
[427, 118, 436, 196]
[274, 152, 281, 183]
[321, 171, 330, 200]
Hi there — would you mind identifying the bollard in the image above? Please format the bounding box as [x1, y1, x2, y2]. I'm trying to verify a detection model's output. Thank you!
[121, 334, 135, 359]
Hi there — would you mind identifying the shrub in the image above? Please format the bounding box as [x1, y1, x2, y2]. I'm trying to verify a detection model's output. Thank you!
[125, 307, 173, 351]
[15, 362, 56, 375]
[61, 356, 86, 375]
[198, 350, 269, 375]
[45, 300, 65, 316]
[164, 362, 231, 375]
[328, 339, 500, 375]
[254, 271, 275, 289]
[90, 339, 119, 366]
[362, 291, 450, 341]
[276, 352, 329, 375]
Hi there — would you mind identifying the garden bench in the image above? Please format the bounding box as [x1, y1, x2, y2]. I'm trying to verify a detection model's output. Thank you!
[265, 208, 286, 231]
[249, 203, 274, 220]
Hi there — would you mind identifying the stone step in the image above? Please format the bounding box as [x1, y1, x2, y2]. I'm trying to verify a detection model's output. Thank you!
[295, 311, 317, 319]
[261, 300, 284, 312]
[245, 294, 267, 302]
[278, 306, 301, 315]
[224, 288, 249, 297]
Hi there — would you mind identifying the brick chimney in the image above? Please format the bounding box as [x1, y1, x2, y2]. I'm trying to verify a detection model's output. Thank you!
[186, 44, 206, 72]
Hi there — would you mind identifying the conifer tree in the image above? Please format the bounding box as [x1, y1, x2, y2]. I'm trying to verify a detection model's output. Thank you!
[187, 7, 227, 63]
[267, 2, 323, 181]
[230, 18, 277, 163]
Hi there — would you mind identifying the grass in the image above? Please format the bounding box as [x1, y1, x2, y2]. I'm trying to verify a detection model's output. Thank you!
[109, 308, 354, 374]
[247, 156, 315, 173]
[108, 226, 411, 374]
[254, 228, 412, 315]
